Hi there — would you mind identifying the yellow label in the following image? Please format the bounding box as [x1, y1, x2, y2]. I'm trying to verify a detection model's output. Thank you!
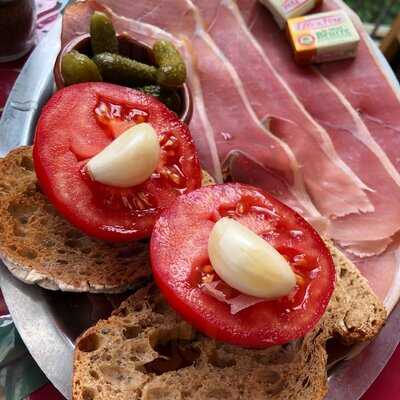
[287, 10, 360, 64]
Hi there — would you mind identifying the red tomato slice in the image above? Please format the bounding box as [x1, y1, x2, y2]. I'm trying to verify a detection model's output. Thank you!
[33, 83, 201, 241]
[150, 184, 336, 348]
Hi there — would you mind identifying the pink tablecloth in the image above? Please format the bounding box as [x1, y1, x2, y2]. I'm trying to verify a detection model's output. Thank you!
[0, 1, 399, 399]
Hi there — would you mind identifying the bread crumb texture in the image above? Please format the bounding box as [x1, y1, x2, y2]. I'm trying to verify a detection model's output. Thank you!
[0, 147, 151, 293]
[73, 242, 386, 400]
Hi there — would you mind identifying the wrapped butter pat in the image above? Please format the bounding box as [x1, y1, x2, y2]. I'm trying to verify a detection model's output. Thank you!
[259, 0, 322, 29]
[287, 10, 360, 64]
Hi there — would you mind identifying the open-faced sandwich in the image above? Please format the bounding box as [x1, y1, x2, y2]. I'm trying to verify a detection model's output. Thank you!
[0, 2, 396, 399]
[70, 183, 386, 399]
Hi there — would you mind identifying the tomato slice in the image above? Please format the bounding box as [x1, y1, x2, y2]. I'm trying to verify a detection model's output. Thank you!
[150, 184, 336, 348]
[33, 83, 201, 241]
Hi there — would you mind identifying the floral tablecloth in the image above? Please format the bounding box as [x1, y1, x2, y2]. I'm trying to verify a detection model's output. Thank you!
[0, 1, 399, 399]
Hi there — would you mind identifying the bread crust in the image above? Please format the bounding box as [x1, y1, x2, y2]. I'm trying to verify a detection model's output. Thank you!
[0, 147, 150, 293]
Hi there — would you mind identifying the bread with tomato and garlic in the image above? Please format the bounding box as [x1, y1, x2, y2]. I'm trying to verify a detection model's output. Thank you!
[72, 184, 386, 399]
[72, 244, 385, 400]
[0, 146, 213, 292]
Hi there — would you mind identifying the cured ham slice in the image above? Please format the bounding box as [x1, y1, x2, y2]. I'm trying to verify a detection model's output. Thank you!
[319, 0, 400, 177]
[236, 0, 400, 246]
[341, 238, 393, 258]
[194, 0, 374, 221]
[228, 152, 327, 232]
[355, 242, 400, 313]
[237, 0, 400, 305]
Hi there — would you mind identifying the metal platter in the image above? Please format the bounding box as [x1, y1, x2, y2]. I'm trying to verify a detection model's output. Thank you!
[1, 14, 400, 400]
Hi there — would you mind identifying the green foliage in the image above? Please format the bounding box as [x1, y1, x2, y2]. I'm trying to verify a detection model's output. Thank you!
[344, 0, 400, 24]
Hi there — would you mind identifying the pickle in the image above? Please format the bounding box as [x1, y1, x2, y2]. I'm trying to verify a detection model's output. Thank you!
[93, 52, 158, 87]
[139, 85, 182, 114]
[153, 40, 187, 88]
[61, 51, 102, 86]
[90, 11, 118, 55]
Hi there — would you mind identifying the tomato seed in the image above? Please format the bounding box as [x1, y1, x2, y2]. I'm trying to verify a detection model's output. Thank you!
[164, 136, 179, 149]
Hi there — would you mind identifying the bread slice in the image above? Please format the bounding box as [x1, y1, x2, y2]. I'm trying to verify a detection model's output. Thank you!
[72, 244, 386, 400]
[0, 147, 215, 293]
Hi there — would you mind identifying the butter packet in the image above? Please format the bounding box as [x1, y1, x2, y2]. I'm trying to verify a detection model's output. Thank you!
[259, 0, 323, 29]
[287, 10, 360, 64]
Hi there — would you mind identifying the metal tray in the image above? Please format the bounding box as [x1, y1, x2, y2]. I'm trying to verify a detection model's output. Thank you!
[1, 15, 400, 400]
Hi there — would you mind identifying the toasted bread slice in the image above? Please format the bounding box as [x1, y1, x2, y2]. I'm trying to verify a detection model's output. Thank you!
[0, 146, 151, 292]
[73, 244, 386, 400]
[0, 147, 214, 293]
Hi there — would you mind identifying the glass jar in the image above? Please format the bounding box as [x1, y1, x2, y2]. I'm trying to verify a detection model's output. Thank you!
[0, 0, 36, 62]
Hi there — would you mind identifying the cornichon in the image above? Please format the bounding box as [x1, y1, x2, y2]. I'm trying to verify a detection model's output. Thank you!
[153, 40, 187, 88]
[139, 85, 182, 114]
[92, 52, 158, 86]
[90, 11, 118, 55]
[61, 51, 102, 86]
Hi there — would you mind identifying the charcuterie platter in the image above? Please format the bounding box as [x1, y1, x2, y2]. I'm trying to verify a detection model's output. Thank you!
[1, 1, 400, 399]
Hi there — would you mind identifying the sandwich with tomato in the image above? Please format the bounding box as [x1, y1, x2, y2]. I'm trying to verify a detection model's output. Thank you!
[0, 82, 386, 400]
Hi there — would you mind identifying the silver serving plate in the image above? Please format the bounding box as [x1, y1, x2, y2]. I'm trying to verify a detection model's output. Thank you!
[1, 15, 400, 400]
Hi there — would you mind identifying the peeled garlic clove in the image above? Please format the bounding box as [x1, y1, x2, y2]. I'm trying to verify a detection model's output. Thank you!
[208, 217, 296, 299]
[86, 122, 160, 188]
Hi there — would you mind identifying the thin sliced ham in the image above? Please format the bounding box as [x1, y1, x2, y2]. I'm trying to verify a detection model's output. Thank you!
[341, 238, 393, 258]
[237, 0, 400, 306]
[228, 152, 328, 232]
[319, 0, 400, 177]
[237, 0, 400, 245]
[354, 241, 400, 313]
[194, 0, 374, 221]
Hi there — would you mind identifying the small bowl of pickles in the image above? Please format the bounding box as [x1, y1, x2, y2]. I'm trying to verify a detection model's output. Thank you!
[54, 12, 192, 124]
